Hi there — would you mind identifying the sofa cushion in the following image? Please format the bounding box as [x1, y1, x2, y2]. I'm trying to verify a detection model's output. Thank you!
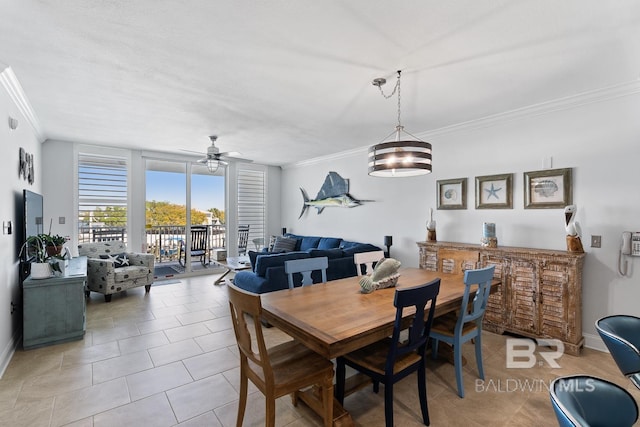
[114, 266, 150, 282]
[308, 248, 344, 260]
[342, 243, 383, 255]
[317, 237, 342, 249]
[271, 236, 298, 253]
[299, 236, 321, 251]
[254, 251, 310, 277]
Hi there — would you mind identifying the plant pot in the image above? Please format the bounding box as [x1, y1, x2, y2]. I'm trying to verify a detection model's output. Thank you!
[30, 262, 51, 279]
[46, 244, 64, 257]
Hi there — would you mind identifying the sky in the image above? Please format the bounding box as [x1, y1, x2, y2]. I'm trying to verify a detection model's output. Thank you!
[145, 171, 225, 212]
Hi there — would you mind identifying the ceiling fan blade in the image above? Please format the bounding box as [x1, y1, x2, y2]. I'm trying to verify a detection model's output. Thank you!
[179, 148, 205, 155]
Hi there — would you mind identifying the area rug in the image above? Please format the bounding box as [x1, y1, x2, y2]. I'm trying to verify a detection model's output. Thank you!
[154, 266, 183, 278]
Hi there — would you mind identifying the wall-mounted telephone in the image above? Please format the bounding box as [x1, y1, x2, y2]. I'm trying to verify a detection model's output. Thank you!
[618, 231, 640, 276]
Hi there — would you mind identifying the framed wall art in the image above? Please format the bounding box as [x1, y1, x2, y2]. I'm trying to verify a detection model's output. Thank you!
[524, 168, 572, 209]
[475, 173, 513, 209]
[437, 178, 467, 210]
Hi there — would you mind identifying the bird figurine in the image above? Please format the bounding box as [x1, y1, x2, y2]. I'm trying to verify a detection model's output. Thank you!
[564, 205, 584, 252]
[426, 208, 437, 241]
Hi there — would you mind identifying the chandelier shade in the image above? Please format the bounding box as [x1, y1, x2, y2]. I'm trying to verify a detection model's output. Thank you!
[368, 135, 432, 177]
[368, 70, 432, 177]
[206, 159, 220, 173]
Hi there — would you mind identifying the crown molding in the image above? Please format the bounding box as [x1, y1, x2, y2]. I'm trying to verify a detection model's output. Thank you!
[283, 79, 640, 170]
[0, 66, 45, 142]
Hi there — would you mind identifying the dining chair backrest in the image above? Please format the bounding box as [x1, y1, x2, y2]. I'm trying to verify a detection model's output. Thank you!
[389, 278, 441, 366]
[550, 375, 638, 427]
[354, 250, 385, 276]
[595, 315, 640, 389]
[437, 248, 480, 274]
[285, 256, 328, 288]
[459, 265, 495, 326]
[227, 282, 273, 381]
[238, 225, 250, 255]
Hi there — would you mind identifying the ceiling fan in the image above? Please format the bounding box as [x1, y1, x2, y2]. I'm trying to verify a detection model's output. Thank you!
[184, 136, 252, 172]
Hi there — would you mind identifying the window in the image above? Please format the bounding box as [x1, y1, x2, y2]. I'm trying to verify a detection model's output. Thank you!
[78, 153, 128, 243]
[237, 168, 265, 248]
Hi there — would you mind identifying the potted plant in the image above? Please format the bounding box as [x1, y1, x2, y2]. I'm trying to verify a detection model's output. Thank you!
[39, 233, 66, 256]
[19, 235, 52, 279]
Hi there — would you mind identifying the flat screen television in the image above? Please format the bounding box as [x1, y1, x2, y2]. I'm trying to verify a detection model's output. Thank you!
[23, 189, 43, 261]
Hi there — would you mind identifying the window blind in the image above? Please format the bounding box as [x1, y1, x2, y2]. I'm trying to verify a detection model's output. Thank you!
[237, 169, 265, 246]
[78, 153, 128, 243]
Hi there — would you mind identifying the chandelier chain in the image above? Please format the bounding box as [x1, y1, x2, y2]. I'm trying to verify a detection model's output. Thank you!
[376, 71, 403, 127]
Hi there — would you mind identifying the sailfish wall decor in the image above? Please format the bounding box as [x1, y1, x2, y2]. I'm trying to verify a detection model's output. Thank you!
[299, 171, 370, 219]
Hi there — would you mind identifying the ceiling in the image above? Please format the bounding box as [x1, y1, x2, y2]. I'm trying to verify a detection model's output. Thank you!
[2, 1, 639, 166]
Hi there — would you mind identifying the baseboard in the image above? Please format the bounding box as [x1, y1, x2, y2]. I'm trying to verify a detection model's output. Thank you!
[0, 331, 20, 379]
[583, 332, 608, 353]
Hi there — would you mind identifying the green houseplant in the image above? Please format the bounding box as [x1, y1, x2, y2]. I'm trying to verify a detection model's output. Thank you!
[19, 235, 66, 278]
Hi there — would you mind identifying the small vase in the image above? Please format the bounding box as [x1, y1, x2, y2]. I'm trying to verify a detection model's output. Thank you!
[30, 262, 51, 279]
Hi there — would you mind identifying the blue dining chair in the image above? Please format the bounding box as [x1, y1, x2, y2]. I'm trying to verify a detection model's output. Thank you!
[284, 256, 328, 288]
[550, 375, 638, 426]
[595, 314, 640, 389]
[429, 265, 495, 398]
[335, 278, 441, 427]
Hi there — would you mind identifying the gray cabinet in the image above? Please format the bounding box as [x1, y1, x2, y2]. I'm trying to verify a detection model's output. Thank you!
[22, 257, 87, 349]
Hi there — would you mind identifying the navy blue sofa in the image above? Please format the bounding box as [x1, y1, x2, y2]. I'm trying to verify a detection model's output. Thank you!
[233, 234, 382, 293]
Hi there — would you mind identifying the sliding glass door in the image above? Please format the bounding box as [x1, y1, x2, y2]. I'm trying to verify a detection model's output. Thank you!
[145, 158, 225, 277]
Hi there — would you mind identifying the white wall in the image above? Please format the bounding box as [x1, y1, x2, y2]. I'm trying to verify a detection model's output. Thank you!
[282, 90, 640, 350]
[0, 67, 42, 376]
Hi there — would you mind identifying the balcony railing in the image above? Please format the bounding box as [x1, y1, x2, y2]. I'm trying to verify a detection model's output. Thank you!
[146, 225, 226, 263]
[79, 225, 227, 264]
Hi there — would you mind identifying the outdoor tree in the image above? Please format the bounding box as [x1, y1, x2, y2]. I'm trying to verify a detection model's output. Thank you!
[208, 207, 225, 224]
[146, 201, 208, 226]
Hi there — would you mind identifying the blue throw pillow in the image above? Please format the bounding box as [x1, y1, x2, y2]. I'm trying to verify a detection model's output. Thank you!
[299, 236, 321, 251]
[318, 237, 342, 249]
[342, 244, 382, 256]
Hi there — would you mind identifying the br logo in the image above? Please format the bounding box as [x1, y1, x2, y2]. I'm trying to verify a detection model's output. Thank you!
[506, 338, 564, 368]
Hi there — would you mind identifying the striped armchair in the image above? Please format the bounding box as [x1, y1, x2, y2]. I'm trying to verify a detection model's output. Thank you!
[77, 241, 154, 302]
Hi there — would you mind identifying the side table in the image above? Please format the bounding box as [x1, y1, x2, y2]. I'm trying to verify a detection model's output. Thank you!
[22, 256, 88, 349]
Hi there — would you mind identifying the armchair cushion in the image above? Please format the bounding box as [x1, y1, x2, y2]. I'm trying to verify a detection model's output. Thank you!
[99, 252, 130, 267]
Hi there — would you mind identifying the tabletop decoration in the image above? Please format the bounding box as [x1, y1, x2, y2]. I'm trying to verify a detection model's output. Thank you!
[359, 257, 402, 293]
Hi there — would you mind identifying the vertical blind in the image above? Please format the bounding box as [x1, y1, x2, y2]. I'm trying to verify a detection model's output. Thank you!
[237, 169, 265, 247]
[78, 153, 128, 243]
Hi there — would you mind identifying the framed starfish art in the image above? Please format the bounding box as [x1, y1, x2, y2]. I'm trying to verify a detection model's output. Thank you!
[475, 173, 513, 209]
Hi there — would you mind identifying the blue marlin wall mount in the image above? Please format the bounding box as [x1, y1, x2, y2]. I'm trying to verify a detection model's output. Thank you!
[299, 171, 371, 219]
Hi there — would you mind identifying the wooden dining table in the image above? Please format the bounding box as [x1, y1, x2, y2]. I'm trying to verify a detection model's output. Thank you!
[260, 267, 500, 426]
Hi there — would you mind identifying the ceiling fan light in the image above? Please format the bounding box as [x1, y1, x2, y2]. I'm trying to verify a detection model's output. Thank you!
[206, 159, 220, 173]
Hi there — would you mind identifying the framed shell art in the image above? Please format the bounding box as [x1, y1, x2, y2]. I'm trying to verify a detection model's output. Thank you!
[437, 178, 467, 210]
[475, 173, 513, 209]
[524, 168, 572, 209]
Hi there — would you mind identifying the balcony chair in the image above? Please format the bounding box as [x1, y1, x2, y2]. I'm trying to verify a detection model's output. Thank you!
[284, 256, 328, 288]
[595, 315, 640, 389]
[429, 265, 495, 397]
[238, 224, 250, 255]
[227, 282, 334, 427]
[91, 227, 125, 242]
[336, 278, 441, 427]
[550, 375, 638, 427]
[353, 250, 385, 276]
[78, 240, 154, 302]
[178, 225, 209, 267]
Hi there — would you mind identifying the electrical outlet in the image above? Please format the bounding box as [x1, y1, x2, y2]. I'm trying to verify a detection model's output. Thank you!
[59, 216, 65, 224]
[591, 235, 602, 248]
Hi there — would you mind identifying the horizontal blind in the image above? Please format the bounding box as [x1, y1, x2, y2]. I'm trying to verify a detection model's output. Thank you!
[237, 169, 265, 245]
[78, 153, 128, 243]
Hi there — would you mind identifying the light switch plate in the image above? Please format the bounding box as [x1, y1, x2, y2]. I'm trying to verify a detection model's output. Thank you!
[590, 235, 601, 248]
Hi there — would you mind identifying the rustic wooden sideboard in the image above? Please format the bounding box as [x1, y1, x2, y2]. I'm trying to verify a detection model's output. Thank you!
[417, 241, 585, 355]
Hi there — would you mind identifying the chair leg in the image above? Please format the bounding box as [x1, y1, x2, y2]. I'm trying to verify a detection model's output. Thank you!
[236, 368, 248, 427]
[454, 341, 464, 398]
[417, 360, 430, 426]
[335, 357, 346, 405]
[104, 294, 112, 303]
[144, 284, 151, 293]
[265, 396, 276, 427]
[431, 338, 439, 360]
[475, 332, 485, 380]
[384, 380, 394, 427]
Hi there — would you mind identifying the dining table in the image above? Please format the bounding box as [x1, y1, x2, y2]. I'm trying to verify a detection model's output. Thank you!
[260, 267, 500, 426]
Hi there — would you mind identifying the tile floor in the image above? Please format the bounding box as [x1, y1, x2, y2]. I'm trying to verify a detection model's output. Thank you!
[1, 271, 638, 426]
